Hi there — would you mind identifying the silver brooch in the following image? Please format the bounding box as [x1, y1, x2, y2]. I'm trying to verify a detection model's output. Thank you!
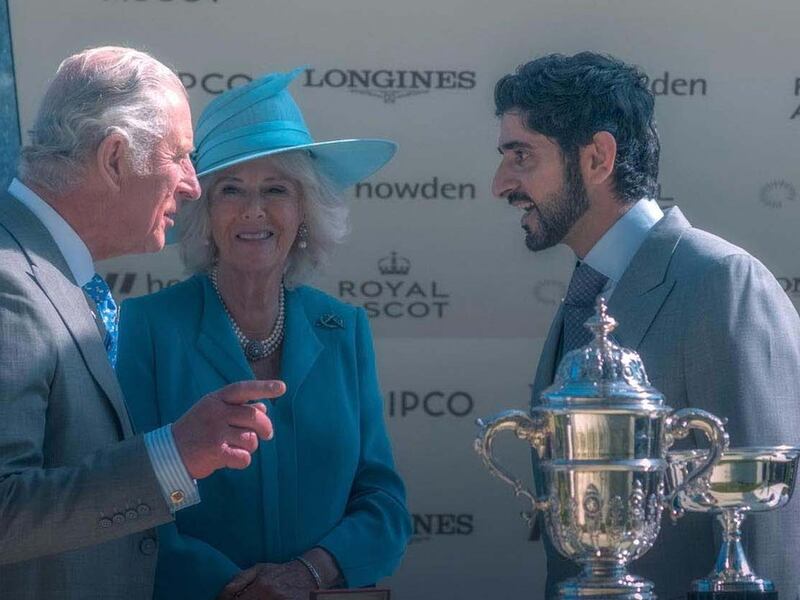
[316, 314, 344, 329]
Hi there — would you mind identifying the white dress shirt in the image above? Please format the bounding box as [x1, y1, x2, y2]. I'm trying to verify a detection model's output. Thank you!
[7, 178, 198, 512]
[9, 178, 94, 285]
[581, 198, 664, 300]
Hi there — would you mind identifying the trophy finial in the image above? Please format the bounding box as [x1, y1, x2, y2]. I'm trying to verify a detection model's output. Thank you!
[544, 291, 658, 401]
[585, 296, 618, 342]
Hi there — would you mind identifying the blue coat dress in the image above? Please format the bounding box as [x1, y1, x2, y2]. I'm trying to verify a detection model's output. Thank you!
[116, 274, 411, 599]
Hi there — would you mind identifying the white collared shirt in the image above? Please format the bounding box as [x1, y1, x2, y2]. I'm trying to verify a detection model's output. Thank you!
[8, 178, 94, 285]
[581, 198, 664, 299]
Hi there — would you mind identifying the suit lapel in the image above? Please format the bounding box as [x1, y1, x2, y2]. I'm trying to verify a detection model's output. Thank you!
[195, 278, 324, 398]
[279, 289, 322, 404]
[607, 207, 690, 349]
[0, 196, 133, 437]
[196, 274, 254, 383]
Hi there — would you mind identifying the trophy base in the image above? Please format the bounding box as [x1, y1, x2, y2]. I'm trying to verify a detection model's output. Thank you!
[688, 593, 777, 600]
[690, 576, 776, 599]
[558, 573, 655, 599]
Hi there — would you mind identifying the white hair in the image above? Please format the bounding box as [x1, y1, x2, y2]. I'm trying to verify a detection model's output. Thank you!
[179, 151, 350, 288]
[18, 46, 186, 193]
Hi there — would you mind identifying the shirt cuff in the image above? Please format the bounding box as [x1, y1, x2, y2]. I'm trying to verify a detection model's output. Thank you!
[144, 425, 201, 513]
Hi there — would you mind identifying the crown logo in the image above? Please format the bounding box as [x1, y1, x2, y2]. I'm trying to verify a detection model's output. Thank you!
[378, 251, 411, 276]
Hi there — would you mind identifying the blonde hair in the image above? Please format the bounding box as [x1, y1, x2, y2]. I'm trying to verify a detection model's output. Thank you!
[179, 151, 349, 288]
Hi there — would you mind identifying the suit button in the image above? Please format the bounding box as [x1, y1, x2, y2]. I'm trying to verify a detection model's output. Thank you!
[137, 504, 151, 516]
[125, 509, 138, 520]
[140, 537, 157, 555]
[98, 517, 113, 528]
[112, 513, 125, 525]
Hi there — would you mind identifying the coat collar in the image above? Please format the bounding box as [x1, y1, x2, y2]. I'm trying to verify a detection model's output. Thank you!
[279, 288, 324, 404]
[606, 206, 689, 350]
[610, 207, 690, 298]
[0, 194, 132, 437]
[196, 275, 323, 402]
[196, 274, 251, 382]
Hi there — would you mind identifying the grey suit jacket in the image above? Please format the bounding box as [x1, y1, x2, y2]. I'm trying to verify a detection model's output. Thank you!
[532, 207, 800, 600]
[0, 193, 174, 599]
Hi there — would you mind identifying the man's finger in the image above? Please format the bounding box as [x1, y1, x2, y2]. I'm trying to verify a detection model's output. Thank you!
[221, 445, 252, 470]
[226, 405, 273, 440]
[222, 428, 259, 453]
[216, 380, 286, 405]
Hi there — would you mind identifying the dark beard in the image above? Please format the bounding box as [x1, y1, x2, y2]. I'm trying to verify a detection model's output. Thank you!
[522, 157, 589, 252]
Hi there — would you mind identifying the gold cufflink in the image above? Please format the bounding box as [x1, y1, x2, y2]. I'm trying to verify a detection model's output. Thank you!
[170, 490, 185, 504]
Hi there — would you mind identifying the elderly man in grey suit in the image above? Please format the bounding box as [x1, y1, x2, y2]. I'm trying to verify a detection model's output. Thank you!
[0, 47, 286, 599]
[491, 52, 800, 599]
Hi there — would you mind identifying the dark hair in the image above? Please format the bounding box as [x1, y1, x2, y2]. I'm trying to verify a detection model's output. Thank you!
[494, 52, 660, 203]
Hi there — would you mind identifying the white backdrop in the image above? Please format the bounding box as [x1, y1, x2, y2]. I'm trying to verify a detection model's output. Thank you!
[7, 1, 800, 598]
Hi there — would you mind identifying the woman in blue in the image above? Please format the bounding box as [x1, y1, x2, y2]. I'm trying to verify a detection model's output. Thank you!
[117, 68, 410, 600]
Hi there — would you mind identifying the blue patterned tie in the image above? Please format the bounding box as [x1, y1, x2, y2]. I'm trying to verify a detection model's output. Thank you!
[561, 262, 609, 356]
[82, 274, 119, 368]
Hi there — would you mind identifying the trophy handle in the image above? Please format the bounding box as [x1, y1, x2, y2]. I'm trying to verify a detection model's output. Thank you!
[474, 410, 549, 526]
[663, 408, 729, 521]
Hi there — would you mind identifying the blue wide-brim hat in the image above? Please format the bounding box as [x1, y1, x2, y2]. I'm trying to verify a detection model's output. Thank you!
[191, 67, 397, 187]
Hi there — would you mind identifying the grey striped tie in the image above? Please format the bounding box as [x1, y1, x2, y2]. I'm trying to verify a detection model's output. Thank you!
[561, 262, 609, 356]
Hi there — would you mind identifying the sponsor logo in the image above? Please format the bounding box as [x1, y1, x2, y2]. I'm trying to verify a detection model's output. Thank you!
[533, 280, 566, 306]
[791, 79, 800, 119]
[387, 390, 474, 417]
[178, 72, 252, 96]
[645, 72, 707, 96]
[303, 68, 476, 104]
[105, 272, 137, 296]
[778, 277, 800, 297]
[410, 513, 474, 544]
[104, 272, 181, 299]
[759, 180, 797, 209]
[354, 177, 476, 201]
[338, 252, 450, 319]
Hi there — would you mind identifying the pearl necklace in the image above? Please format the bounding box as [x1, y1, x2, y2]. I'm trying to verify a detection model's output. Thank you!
[210, 267, 285, 362]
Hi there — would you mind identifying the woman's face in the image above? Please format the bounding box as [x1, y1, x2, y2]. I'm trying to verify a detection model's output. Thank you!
[208, 156, 304, 275]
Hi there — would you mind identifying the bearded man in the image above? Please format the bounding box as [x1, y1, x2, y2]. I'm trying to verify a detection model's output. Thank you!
[491, 52, 800, 599]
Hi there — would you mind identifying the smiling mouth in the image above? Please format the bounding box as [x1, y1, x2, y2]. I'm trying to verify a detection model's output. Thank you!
[236, 231, 274, 241]
[507, 193, 535, 213]
[508, 196, 539, 232]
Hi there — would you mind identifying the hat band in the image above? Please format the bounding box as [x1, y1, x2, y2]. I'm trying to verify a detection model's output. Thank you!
[195, 120, 312, 161]
[195, 128, 316, 175]
[194, 67, 305, 143]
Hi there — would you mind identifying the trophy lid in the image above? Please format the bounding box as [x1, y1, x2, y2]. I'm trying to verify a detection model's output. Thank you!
[540, 297, 665, 409]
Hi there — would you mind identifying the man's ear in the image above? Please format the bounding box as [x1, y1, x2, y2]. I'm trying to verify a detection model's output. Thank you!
[579, 131, 617, 186]
[96, 131, 130, 193]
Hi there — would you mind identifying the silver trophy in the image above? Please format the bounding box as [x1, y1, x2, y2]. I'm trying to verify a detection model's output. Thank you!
[475, 300, 729, 599]
[667, 446, 800, 598]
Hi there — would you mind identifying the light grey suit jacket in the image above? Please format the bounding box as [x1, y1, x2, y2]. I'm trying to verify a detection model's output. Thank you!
[533, 207, 800, 600]
[0, 193, 174, 599]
